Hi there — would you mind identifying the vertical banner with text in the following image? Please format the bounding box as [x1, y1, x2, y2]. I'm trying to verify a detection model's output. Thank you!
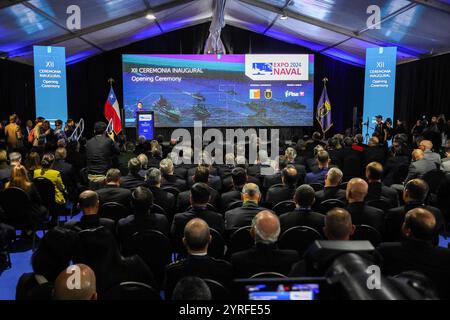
[362, 47, 397, 138]
[33, 46, 68, 126]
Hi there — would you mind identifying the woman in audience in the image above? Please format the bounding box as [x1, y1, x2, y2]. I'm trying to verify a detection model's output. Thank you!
[33, 153, 66, 207]
[15, 227, 78, 300]
[5, 165, 47, 235]
[24, 152, 41, 180]
[73, 226, 156, 296]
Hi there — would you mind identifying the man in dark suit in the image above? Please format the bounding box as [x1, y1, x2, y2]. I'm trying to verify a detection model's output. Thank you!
[231, 211, 299, 278]
[171, 183, 224, 241]
[377, 208, 450, 299]
[145, 168, 175, 218]
[117, 186, 170, 244]
[341, 137, 364, 181]
[85, 122, 120, 175]
[176, 165, 220, 213]
[160, 158, 187, 191]
[345, 178, 385, 235]
[365, 162, 399, 208]
[262, 155, 288, 190]
[53, 147, 77, 198]
[405, 149, 436, 183]
[385, 179, 444, 241]
[363, 137, 386, 167]
[64, 190, 115, 234]
[314, 167, 346, 211]
[280, 185, 325, 234]
[220, 167, 246, 212]
[165, 218, 232, 299]
[305, 150, 330, 184]
[120, 158, 145, 190]
[96, 168, 132, 209]
[265, 165, 297, 208]
[224, 183, 267, 232]
[289, 208, 356, 277]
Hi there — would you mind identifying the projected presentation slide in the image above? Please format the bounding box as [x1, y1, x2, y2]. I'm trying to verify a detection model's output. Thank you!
[122, 54, 314, 127]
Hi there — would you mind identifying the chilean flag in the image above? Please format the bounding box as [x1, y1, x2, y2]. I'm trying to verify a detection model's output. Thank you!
[104, 87, 122, 134]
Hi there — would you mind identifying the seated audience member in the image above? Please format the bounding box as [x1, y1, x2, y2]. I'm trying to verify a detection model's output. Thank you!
[96, 168, 132, 209]
[65, 190, 115, 233]
[265, 165, 298, 208]
[263, 155, 288, 190]
[5, 165, 47, 235]
[165, 218, 232, 299]
[120, 157, 145, 190]
[247, 149, 273, 177]
[419, 140, 441, 168]
[386, 179, 444, 241]
[0, 149, 11, 183]
[33, 153, 66, 211]
[305, 150, 330, 184]
[405, 149, 436, 182]
[377, 208, 450, 299]
[172, 276, 212, 301]
[74, 225, 155, 295]
[363, 136, 386, 167]
[53, 147, 76, 198]
[171, 183, 224, 241]
[340, 137, 364, 181]
[279, 185, 325, 234]
[225, 183, 267, 231]
[9, 151, 22, 167]
[137, 153, 149, 178]
[145, 168, 175, 217]
[345, 178, 385, 234]
[289, 208, 356, 276]
[314, 167, 346, 207]
[440, 141, 450, 172]
[220, 167, 247, 212]
[118, 186, 169, 243]
[148, 142, 164, 168]
[177, 165, 220, 212]
[305, 145, 324, 173]
[365, 162, 399, 208]
[53, 264, 97, 300]
[231, 211, 298, 278]
[24, 152, 41, 180]
[160, 158, 187, 191]
[117, 142, 135, 176]
[16, 227, 77, 300]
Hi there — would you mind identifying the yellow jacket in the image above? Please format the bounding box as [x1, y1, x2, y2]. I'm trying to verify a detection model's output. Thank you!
[33, 168, 66, 204]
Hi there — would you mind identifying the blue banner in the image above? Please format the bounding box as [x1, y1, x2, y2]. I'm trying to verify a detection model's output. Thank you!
[33, 46, 68, 126]
[362, 47, 397, 140]
[137, 111, 154, 140]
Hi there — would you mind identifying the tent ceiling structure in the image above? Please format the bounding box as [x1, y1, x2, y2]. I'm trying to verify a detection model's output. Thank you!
[0, 0, 449, 66]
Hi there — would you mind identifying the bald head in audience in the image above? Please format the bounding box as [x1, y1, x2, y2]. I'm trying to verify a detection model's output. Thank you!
[412, 149, 425, 161]
[346, 178, 368, 203]
[242, 183, 261, 204]
[324, 167, 343, 187]
[402, 208, 436, 242]
[183, 218, 211, 254]
[324, 208, 355, 240]
[251, 210, 280, 244]
[54, 264, 97, 300]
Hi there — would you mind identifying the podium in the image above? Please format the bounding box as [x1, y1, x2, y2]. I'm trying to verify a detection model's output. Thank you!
[136, 111, 154, 140]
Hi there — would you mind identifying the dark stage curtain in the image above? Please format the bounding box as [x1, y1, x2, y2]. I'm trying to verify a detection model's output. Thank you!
[1, 23, 448, 141]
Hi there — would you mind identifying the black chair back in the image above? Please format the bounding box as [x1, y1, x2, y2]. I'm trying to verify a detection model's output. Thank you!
[0, 188, 32, 229]
[32, 177, 56, 212]
[250, 272, 287, 279]
[151, 203, 167, 215]
[99, 202, 129, 221]
[161, 186, 180, 197]
[422, 170, 446, 194]
[103, 282, 161, 300]
[208, 228, 226, 258]
[203, 278, 230, 300]
[366, 198, 391, 211]
[351, 224, 383, 247]
[226, 200, 243, 211]
[278, 226, 322, 256]
[228, 226, 253, 254]
[272, 200, 296, 216]
[339, 182, 348, 190]
[122, 230, 172, 282]
[310, 183, 324, 191]
[319, 199, 346, 213]
[187, 203, 218, 212]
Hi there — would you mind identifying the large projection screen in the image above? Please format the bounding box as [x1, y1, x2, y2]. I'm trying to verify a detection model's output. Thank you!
[122, 54, 314, 127]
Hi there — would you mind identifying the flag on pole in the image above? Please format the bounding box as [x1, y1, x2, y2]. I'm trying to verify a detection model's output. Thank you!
[104, 86, 122, 135]
[316, 80, 333, 133]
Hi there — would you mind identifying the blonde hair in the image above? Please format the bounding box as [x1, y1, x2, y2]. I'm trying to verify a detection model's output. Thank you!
[7, 165, 32, 192]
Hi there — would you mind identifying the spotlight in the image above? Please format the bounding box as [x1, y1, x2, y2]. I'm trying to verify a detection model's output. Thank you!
[280, 13, 288, 20]
[145, 13, 156, 20]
